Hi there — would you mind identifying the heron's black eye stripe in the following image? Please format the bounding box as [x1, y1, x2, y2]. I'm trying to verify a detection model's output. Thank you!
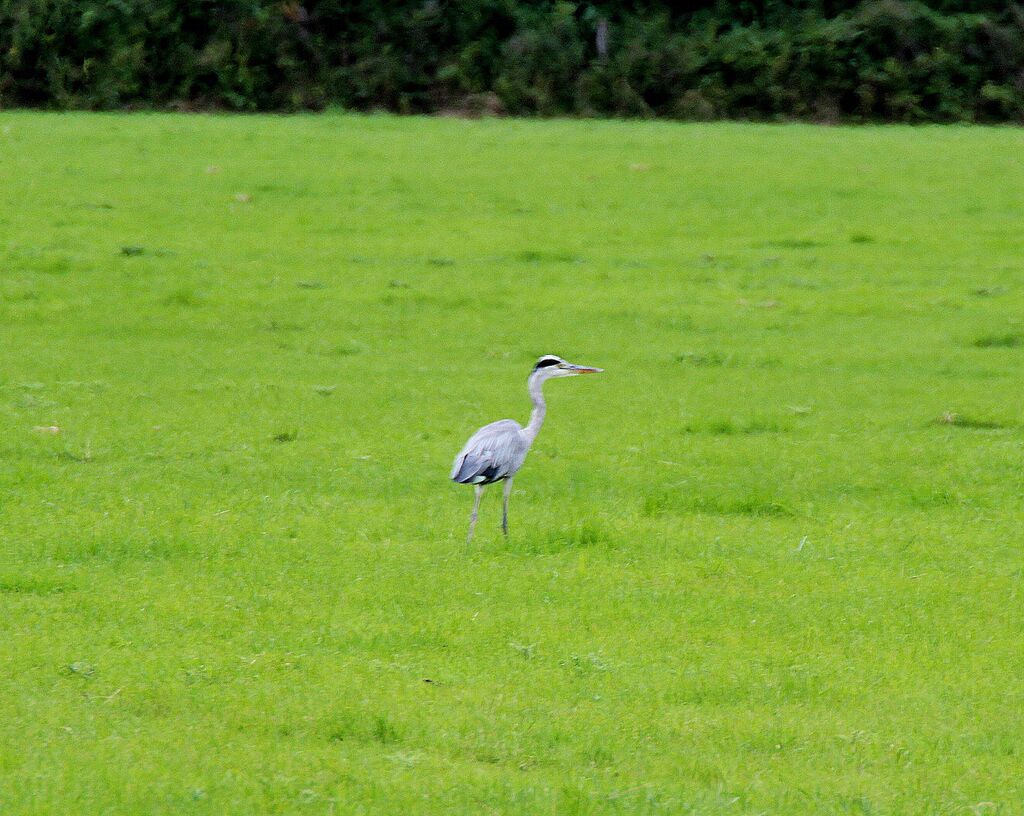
[534, 359, 560, 369]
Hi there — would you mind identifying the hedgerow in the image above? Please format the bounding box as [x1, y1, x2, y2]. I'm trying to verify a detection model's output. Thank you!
[2, 1, 1023, 121]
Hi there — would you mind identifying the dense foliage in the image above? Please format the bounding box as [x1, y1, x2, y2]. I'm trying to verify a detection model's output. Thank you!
[2, 0, 1024, 121]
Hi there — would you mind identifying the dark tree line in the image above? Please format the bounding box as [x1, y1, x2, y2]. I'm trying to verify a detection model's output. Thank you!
[2, 1, 1024, 121]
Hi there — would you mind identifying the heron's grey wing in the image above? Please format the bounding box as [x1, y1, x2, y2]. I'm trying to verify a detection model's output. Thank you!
[451, 420, 524, 484]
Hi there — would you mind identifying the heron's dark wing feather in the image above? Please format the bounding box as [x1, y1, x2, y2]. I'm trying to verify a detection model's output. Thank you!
[451, 420, 525, 484]
[451, 452, 503, 484]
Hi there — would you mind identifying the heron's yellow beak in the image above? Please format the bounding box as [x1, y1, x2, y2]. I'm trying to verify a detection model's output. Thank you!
[569, 365, 603, 374]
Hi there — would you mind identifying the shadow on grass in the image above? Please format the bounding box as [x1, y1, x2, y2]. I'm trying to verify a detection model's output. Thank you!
[933, 412, 1012, 431]
[0, 577, 70, 595]
[642, 491, 794, 518]
[972, 333, 1024, 348]
[682, 416, 792, 435]
[674, 351, 734, 367]
[161, 288, 205, 307]
[674, 352, 782, 370]
[904, 487, 961, 509]
[514, 521, 619, 555]
[322, 711, 401, 746]
[510, 249, 584, 264]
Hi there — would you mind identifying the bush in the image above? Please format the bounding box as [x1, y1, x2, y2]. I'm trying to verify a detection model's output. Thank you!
[1, 0, 1023, 121]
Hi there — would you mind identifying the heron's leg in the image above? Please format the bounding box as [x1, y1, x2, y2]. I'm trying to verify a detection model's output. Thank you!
[467, 485, 484, 544]
[502, 478, 513, 536]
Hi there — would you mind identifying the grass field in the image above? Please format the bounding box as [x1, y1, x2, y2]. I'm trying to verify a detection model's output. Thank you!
[2, 112, 1023, 814]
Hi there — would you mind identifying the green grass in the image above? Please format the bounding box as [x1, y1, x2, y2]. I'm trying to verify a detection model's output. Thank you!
[2, 112, 1024, 814]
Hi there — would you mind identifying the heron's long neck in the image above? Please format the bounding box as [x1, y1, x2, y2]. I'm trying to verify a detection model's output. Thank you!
[524, 374, 546, 443]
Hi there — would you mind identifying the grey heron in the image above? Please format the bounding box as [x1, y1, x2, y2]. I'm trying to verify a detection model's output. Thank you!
[451, 355, 603, 542]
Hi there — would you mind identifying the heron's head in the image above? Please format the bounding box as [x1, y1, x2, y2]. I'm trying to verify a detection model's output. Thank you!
[530, 354, 604, 380]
